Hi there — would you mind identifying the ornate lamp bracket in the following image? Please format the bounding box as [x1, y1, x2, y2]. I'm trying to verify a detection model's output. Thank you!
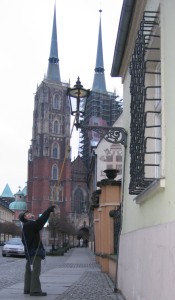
[76, 124, 127, 146]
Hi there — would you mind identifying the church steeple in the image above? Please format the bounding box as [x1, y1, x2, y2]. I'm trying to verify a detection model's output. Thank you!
[27, 2, 72, 219]
[92, 10, 106, 93]
[46, 4, 61, 82]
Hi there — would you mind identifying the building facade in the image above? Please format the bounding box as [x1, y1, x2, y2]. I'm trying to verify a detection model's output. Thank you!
[0, 201, 14, 223]
[111, 0, 175, 299]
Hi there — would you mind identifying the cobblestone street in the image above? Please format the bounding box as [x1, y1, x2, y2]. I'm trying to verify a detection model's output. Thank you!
[56, 270, 118, 300]
[0, 247, 69, 290]
[0, 247, 122, 300]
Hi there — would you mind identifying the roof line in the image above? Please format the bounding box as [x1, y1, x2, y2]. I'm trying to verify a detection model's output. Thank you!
[111, 0, 135, 77]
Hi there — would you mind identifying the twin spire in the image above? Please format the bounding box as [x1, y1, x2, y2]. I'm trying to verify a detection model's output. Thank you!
[46, 5, 61, 82]
[92, 10, 107, 93]
[46, 7, 106, 93]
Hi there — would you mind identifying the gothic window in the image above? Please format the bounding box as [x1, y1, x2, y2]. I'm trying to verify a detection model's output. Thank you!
[53, 120, 59, 134]
[41, 103, 44, 118]
[53, 145, 57, 158]
[53, 95, 59, 109]
[53, 94, 60, 109]
[52, 143, 59, 159]
[72, 187, 86, 214]
[52, 165, 58, 180]
[51, 185, 60, 202]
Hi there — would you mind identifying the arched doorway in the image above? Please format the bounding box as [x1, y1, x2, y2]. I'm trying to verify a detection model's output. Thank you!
[77, 226, 89, 247]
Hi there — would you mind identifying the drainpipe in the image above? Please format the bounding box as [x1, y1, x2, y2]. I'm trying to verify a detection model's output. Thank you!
[114, 144, 127, 293]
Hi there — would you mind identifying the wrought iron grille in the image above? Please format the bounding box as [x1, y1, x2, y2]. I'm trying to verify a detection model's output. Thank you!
[114, 207, 121, 254]
[129, 11, 161, 195]
[109, 206, 121, 254]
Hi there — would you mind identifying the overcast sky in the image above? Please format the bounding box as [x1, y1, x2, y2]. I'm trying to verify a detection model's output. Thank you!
[0, 0, 123, 194]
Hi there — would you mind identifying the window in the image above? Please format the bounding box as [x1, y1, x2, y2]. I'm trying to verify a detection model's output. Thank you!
[53, 94, 60, 109]
[52, 143, 59, 159]
[53, 146, 57, 158]
[53, 120, 59, 134]
[52, 165, 58, 180]
[72, 188, 86, 214]
[50, 184, 62, 202]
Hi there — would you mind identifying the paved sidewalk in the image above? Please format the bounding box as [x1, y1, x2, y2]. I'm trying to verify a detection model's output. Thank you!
[0, 248, 123, 300]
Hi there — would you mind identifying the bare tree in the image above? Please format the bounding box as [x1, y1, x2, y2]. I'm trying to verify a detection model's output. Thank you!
[48, 213, 76, 249]
[0, 222, 21, 242]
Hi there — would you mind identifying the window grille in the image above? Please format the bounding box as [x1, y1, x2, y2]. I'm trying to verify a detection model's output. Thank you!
[129, 11, 161, 195]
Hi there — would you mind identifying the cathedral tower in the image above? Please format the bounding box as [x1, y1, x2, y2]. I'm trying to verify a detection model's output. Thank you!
[27, 6, 71, 217]
[81, 11, 122, 168]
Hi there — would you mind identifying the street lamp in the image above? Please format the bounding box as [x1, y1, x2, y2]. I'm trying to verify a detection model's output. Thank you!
[67, 77, 90, 129]
[67, 77, 127, 146]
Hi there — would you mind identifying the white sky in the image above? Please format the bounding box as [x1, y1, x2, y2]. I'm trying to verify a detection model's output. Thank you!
[0, 0, 123, 194]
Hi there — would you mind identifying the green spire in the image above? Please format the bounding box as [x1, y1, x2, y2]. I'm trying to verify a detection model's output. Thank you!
[1, 184, 14, 198]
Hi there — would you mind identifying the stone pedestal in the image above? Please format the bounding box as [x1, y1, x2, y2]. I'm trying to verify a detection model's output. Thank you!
[94, 178, 121, 273]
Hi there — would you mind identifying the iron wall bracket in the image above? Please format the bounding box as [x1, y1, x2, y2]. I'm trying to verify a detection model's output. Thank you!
[76, 124, 127, 146]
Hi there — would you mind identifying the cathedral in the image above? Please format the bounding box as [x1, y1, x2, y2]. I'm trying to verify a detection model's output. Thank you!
[26, 5, 121, 241]
[27, 6, 72, 218]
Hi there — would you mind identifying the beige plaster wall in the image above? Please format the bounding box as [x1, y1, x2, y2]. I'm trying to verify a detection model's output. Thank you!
[118, 221, 175, 300]
[114, 0, 175, 299]
[121, 0, 175, 234]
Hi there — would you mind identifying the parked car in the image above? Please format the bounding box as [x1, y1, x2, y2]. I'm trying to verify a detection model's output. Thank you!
[2, 237, 25, 257]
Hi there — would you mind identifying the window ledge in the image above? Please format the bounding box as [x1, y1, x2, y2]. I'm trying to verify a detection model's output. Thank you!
[134, 178, 165, 204]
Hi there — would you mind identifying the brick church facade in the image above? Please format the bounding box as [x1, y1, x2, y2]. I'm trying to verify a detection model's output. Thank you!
[27, 7, 75, 218]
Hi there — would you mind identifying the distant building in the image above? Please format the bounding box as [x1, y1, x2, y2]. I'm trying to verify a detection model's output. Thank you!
[0, 184, 27, 225]
[0, 183, 15, 206]
[0, 200, 14, 223]
[9, 188, 27, 223]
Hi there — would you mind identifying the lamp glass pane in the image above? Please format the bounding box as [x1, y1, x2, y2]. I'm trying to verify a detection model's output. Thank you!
[79, 97, 86, 114]
[70, 96, 77, 114]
